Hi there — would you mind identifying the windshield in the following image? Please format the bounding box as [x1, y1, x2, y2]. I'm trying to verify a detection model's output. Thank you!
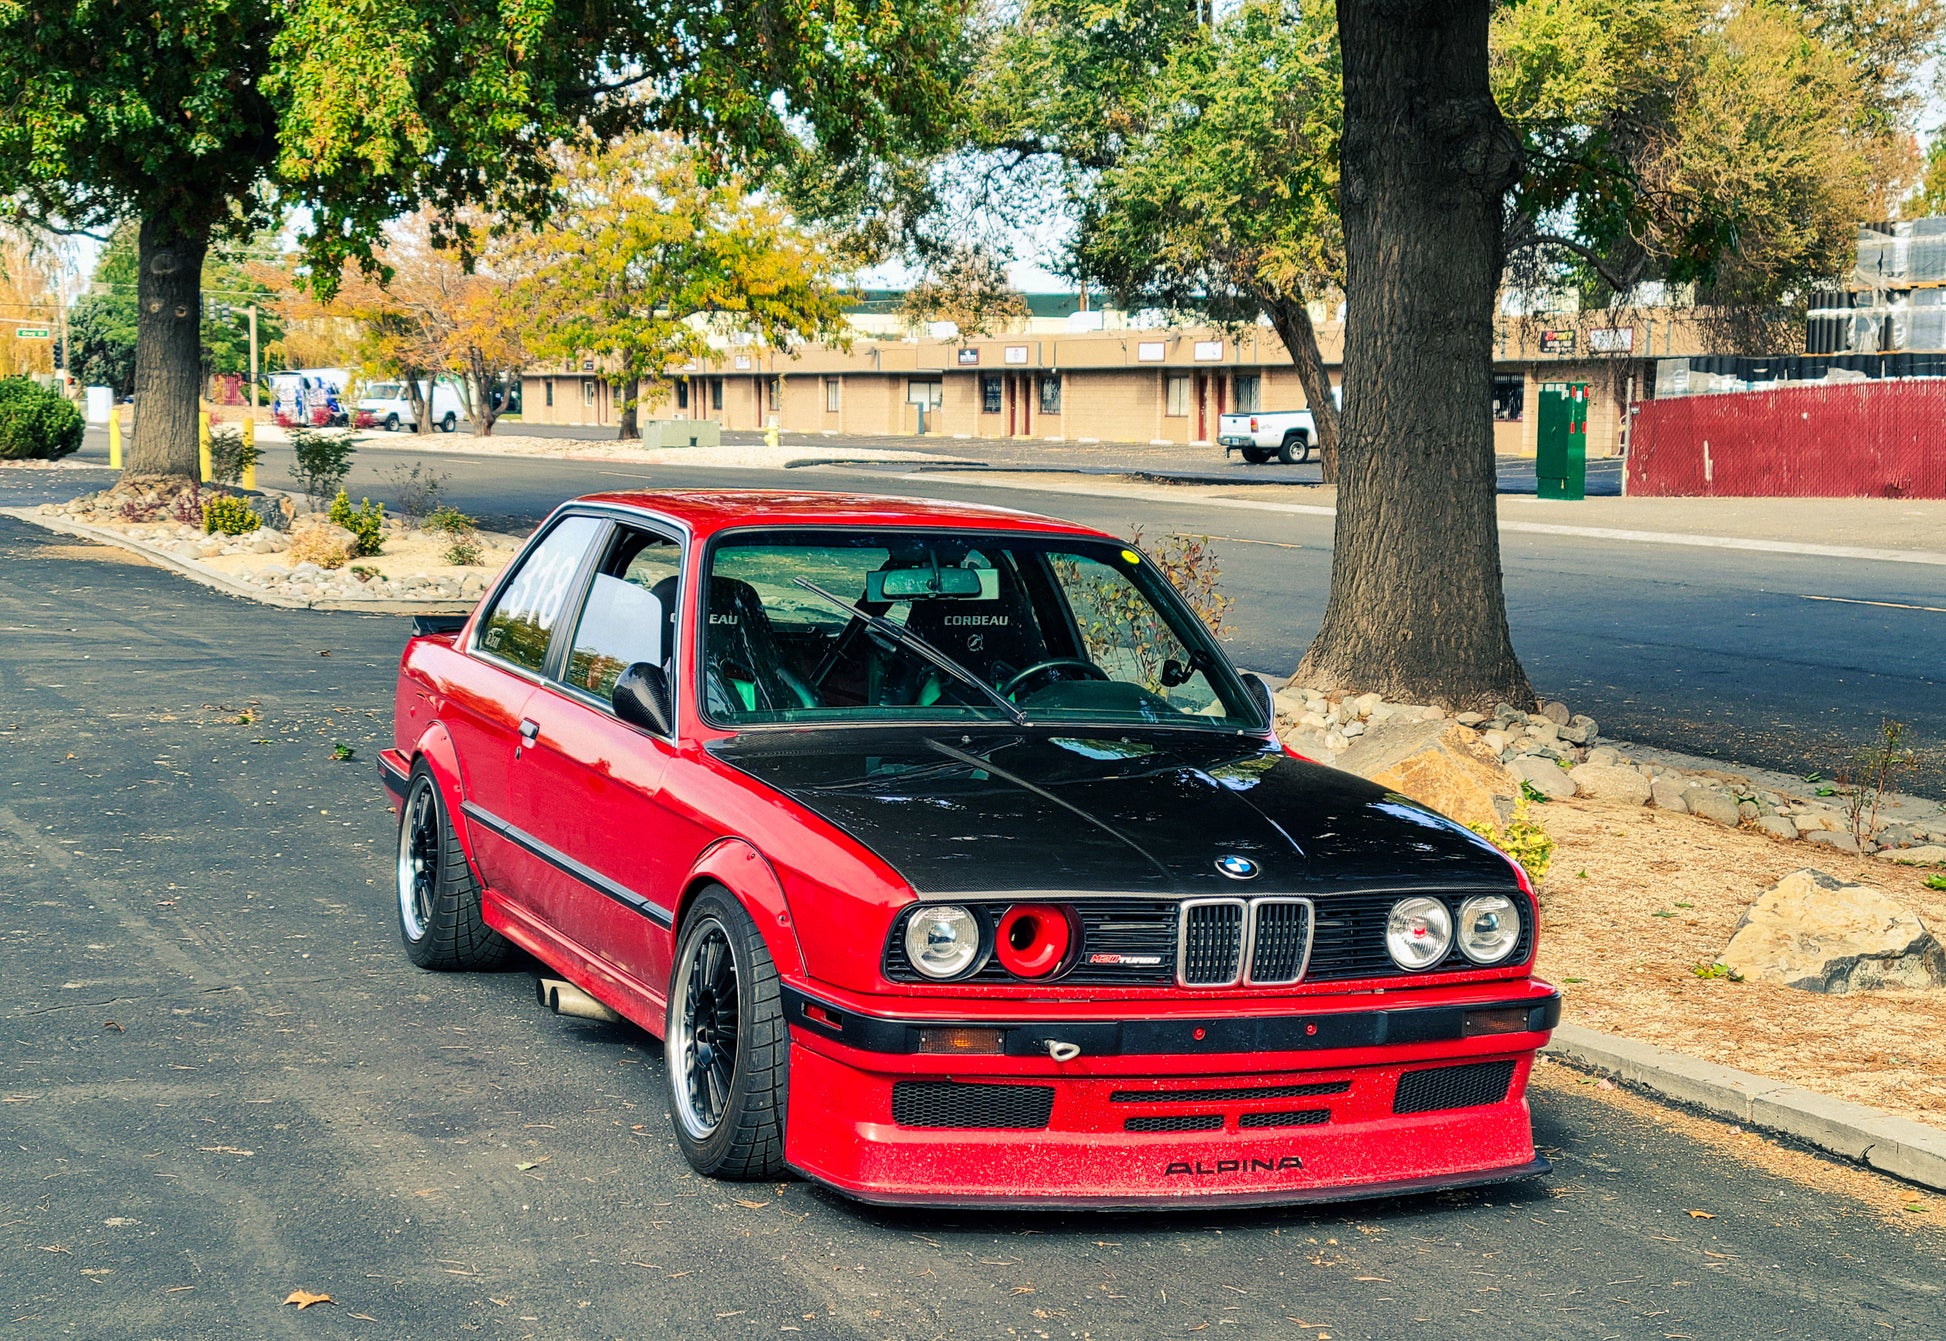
[702, 529, 1259, 730]
[365, 383, 401, 400]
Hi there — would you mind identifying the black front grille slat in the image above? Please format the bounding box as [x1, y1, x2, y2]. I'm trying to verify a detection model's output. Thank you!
[892, 1081, 1055, 1129]
[1248, 899, 1311, 984]
[1392, 1060, 1517, 1115]
[883, 891, 1527, 987]
[1181, 901, 1246, 986]
[1125, 1113, 1225, 1133]
[1110, 1081, 1350, 1103]
[1239, 1108, 1332, 1129]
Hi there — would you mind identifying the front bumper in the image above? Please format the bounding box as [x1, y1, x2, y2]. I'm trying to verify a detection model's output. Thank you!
[782, 989, 1555, 1209]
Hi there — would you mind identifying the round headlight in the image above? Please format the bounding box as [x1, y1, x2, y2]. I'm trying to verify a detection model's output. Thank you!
[905, 905, 981, 979]
[1457, 894, 1521, 964]
[1385, 896, 1453, 970]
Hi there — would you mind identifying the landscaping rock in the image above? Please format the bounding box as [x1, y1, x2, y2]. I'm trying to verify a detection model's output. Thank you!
[1569, 763, 1652, 806]
[1334, 719, 1516, 832]
[1539, 700, 1571, 726]
[1509, 754, 1575, 800]
[1649, 778, 1689, 812]
[1685, 788, 1742, 828]
[1719, 869, 1946, 994]
[1756, 815, 1800, 842]
[1878, 844, 1946, 866]
[1586, 746, 1621, 768]
[1805, 830, 1861, 854]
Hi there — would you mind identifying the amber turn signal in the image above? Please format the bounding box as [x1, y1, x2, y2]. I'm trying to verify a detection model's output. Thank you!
[918, 1027, 1006, 1055]
[1461, 1007, 1534, 1036]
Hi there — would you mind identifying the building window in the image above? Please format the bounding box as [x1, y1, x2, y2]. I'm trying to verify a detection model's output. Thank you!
[544, 378, 554, 408]
[1492, 374, 1525, 420]
[710, 378, 723, 411]
[1165, 373, 1191, 417]
[824, 377, 841, 413]
[1234, 374, 1260, 413]
[766, 377, 780, 412]
[583, 379, 596, 406]
[980, 374, 1002, 414]
[1038, 373, 1062, 415]
[675, 379, 689, 409]
[906, 378, 943, 408]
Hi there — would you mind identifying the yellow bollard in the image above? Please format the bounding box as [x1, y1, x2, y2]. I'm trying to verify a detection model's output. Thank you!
[240, 415, 256, 490]
[198, 412, 212, 483]
[765, 420, 779, 450]
[108, 404, 122, 470]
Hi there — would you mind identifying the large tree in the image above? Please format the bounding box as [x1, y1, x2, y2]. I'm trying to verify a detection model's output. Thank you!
[0, 0, 968, 481]
[1293, 0, 1530, 709]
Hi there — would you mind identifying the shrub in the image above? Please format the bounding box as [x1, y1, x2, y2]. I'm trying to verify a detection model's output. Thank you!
[167, 484, 205, 525]
[288, 425, 354, 507]
[328, 489, 385, 556]
[207, 424, 262, 487]
[1469, 797, 1555, 887]
[424, 505, 482, 565]
[203, 495, 262, 536]
[0, 378, 84, 460]
[384, 460, 448, 526]
[288, 526, 353, 569]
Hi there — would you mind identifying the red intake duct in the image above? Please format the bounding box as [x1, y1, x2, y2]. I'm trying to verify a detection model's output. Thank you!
[995, 904, 1074, 979]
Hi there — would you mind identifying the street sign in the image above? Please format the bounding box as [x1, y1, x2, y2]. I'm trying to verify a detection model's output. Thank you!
[15, 327, 51, 339]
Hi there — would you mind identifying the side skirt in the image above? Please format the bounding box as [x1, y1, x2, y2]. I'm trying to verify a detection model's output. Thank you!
[482, 890, 670, 1040]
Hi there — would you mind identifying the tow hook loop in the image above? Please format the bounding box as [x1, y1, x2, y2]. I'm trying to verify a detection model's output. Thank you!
[1045, 1040, 1082, 1063]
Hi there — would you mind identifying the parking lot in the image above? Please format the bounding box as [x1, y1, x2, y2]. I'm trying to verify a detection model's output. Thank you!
[4, 515, 1942, 1338]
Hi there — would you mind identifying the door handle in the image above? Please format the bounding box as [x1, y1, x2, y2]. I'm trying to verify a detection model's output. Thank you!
[518, 718, 539, 746]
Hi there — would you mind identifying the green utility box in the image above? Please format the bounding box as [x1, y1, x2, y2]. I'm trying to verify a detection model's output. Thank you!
[1536, 381, 1588, 500]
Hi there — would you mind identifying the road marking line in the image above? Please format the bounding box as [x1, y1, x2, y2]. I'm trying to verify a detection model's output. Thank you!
[1801, 594, 1946, 614]
[1190, 534, 1306, 550]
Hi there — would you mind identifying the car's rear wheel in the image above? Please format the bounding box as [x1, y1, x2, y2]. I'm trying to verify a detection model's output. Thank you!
[666, 888, 787, 1179]
[440, 411, 458, 433]
[396, 765, 512, 971]
[1278, 433, 1310, 465]
[1240, 445, 1272, 464]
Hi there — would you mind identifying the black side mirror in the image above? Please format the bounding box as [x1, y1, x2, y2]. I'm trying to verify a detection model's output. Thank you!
[1244, 672, 1276, 727]
[613, 662, 673, 736]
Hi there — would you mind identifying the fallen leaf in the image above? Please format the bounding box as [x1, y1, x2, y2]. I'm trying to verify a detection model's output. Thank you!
[1353, 1276, 1389, 1283]
[1685, 1210, 1715, 1219]
[284, 1290, 334, 1309]
[102, 1021, 123, 1033]
[1011, 1285, 1035, 1295]
[734, 1198, 769, 1210]
[515, 1158, 550, 1171]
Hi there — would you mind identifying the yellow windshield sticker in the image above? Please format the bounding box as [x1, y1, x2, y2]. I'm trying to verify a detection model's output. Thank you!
[1120, 549, 1140, 565]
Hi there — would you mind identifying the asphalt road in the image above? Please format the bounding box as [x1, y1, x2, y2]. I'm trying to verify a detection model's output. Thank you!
[84, 428, 1939, 797]
[4, 516, 1943, 1338]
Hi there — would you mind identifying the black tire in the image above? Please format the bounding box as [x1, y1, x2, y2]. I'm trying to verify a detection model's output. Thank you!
[396, 764, 513, 971]
[1240, 445, 1273, 465]
[665, 887, 788, 1179]
[440, 412, 457, 433]
[1278, 433, 1310, 465]
[384, 413, 399, 432]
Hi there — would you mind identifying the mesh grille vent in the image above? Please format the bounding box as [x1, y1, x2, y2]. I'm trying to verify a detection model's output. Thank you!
[1238, 1108, 1332, 1129]
[1247, 899, 1312, 984]
[1124, 1113, 1225, 1133]
[1110, 1081, 1350, 1104]
[892, 1081, 1055, 1129]
[1180, 900, 1246, 986]
[1392, 1060, 1517, 1115]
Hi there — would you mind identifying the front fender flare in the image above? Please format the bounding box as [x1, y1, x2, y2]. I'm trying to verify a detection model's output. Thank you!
[682, 839, 807, 980]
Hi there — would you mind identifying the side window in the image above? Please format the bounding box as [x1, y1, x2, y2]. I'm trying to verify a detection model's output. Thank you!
[563, 528, 683, 705]
[1048, 551, 1221, 715]
[477, 516, 604, 674]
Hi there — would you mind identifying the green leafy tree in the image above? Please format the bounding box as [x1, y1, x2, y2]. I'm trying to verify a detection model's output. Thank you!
[518, 135, 852, 439]
[0, 0, 970, 481]
[897, 245, 1030, 338]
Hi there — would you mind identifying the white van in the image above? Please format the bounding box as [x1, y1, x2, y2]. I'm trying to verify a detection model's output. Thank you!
[357, 379, 467, 433]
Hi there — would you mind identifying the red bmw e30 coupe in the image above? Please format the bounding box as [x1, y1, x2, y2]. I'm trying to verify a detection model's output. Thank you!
[378, 490, 1559, 1209]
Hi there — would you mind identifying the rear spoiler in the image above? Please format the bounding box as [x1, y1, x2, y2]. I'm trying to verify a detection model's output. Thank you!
[410, 614, 469, 639]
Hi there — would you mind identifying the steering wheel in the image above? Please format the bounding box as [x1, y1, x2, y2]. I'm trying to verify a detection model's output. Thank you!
[999, 658, 1109, 701]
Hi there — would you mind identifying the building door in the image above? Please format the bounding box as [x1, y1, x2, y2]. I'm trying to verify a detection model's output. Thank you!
[1006, 376, 1017, 437]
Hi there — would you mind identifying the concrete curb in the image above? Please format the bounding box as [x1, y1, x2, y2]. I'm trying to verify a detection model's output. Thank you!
[3, 508, 471, 616]
[1544, 1023, 1946, 1192]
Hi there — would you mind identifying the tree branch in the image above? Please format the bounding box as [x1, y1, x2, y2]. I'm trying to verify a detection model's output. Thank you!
[1529, 232, 1634, 295]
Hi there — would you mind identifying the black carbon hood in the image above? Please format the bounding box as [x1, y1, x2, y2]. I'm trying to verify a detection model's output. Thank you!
[707, 727, 1517, 897]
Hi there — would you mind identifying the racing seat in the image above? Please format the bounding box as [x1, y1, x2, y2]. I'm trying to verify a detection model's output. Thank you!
[879, 566, 1051, 706]
[704, 577, 816, 716]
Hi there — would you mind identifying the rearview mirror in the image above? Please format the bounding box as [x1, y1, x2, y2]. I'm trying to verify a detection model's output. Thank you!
[866, 566, 996, 601]
[613, 662, 673, 736]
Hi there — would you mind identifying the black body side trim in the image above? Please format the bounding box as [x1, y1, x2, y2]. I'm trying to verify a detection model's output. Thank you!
[377, 755, 410, 800]
[780, 987, 1561, 1058]
[411, 614, 470, 638]
[459, 800, 674, 928]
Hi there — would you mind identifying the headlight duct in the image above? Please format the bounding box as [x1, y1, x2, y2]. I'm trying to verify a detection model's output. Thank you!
[1456, 894, 1521, 964]
[1384, 896, 1454, 970]
[903, 904, 983, 979]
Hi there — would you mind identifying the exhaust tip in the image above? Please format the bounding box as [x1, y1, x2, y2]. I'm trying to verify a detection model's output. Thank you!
[537, 977, 623, 1024]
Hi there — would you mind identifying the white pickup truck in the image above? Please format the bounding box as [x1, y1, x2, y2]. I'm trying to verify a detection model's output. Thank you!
[1217, 408, 1316, 464]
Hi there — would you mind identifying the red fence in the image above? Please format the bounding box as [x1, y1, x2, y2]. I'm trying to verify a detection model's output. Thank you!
[1627, 379, 1946, 498]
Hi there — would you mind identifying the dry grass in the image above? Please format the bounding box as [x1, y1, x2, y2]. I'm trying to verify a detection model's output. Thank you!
[1532, 796, 1946, 1124]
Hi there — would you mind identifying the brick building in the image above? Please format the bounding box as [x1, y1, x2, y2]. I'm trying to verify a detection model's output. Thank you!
[519, 307, 1718, 458]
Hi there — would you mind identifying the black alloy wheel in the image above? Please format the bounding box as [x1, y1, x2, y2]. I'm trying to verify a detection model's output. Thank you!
[394, 764, 512, 970]
[665, 888, 787, 1178]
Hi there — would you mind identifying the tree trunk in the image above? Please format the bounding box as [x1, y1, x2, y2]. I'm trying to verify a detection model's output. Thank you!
[618, 376, 640, 440]
[1294, 0, 1534, 712]
[405, 372, 432, 434]
[125, 215, 209, 481]
[468, 349, 502, 437]
[1265, 294, 1342, 485]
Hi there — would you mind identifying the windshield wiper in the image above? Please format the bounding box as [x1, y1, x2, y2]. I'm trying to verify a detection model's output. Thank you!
[791, 578, 1027, 727]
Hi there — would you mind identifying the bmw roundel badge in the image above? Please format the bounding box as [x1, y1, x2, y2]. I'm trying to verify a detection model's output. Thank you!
[1215, 855, 1260, 880]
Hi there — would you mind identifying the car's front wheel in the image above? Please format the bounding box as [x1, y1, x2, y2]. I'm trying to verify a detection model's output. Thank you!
[440, 411, 458, 433]
[396, 765, 513, 971]
[665, 888, 787, 1179]
[385, 413, 399, 432]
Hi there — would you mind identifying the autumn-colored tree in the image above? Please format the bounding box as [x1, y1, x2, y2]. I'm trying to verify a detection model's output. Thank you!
[0, 0, 969, 481]
[517, 136, 850, 439]
[897, 246, 1029, 339]
[0, 235, 60, 377]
